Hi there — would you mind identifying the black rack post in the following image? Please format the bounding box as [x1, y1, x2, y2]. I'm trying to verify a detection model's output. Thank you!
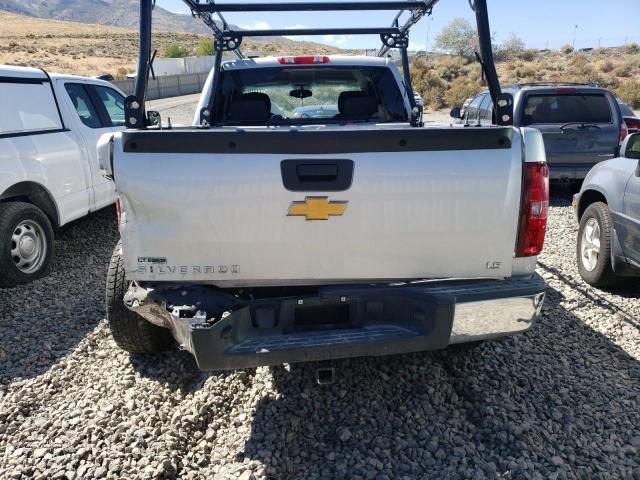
[400, 47, 416, 109]
[472, 0, 513, 125]
[199, 50, 223, 126]
[473, 0, 500, 103]
[126, 0, 153, 129]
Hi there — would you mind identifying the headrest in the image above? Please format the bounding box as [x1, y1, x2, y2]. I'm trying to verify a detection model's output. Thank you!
[228, 92, 271, 122]
[338, 91, 365, 113]
[339, 92, 378, 119]
[239, 92, 271, 112]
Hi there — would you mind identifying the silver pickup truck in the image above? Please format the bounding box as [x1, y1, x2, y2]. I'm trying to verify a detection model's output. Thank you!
[99, 0, 548, 371]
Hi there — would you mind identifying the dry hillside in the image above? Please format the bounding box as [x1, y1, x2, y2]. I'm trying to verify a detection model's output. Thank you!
[0, 0, 225, 34]
[2, 9, 639, 110]
[0, 11, 344, 77]
[412, 46, 640, 110]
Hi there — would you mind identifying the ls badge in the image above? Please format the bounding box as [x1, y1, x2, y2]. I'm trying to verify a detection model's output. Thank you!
[287, 197, 348, 221]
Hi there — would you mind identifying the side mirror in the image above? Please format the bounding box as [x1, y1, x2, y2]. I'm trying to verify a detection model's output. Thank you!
[450, 107, 461, 119]
[623, 133, 640, 159]
[147, 110, 161, 127]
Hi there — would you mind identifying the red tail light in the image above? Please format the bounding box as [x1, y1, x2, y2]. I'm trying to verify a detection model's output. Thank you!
[278, 55, 330, 65]
[555, 87, 577, 94]
[624, 117, 640, 130]
[620, 121, 629, 142]
[516, 162, 549, 257]
[115, 197, 122, 233]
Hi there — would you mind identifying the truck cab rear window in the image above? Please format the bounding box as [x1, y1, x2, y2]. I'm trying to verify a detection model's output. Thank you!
[522, 94, 612, 125]
[0, 81, 62, 135]
[212, 66, 408, 125]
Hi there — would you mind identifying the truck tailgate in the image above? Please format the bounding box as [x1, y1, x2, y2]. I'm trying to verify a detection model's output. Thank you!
[114, 127, 522, 286]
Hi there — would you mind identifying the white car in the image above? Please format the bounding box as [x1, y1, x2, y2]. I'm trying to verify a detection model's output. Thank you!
[0, 65, 126, 287]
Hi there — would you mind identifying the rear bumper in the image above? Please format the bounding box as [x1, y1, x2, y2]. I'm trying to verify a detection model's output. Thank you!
[549, 164, 595, 180]
[126, 275, 546, 371]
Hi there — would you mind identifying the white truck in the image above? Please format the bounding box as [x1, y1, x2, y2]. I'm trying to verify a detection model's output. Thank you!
[101, 0, 549, 373]
[0, 65, 126, 287]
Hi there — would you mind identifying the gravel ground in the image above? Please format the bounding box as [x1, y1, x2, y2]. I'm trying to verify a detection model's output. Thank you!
[1, 194, 639, 480]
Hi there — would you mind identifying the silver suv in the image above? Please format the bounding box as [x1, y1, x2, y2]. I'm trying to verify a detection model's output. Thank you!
[573, 133, 640, 287]
[454, 83, 625, 181]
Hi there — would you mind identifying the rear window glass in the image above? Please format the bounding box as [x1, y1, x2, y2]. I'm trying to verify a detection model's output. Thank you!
[65, 83, 102, 129]
[522, 94, 612, 125]
[0, 81, 62, 135]
[94, 85, 126, 127]
[618, 102, 635, 117]
[212, 66, 408, 125]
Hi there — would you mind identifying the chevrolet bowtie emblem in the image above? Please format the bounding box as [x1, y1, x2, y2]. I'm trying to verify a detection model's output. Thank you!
[287, 197, 348, 221]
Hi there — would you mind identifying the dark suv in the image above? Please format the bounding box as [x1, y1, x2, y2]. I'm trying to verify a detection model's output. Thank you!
[454, 83, 626, 181]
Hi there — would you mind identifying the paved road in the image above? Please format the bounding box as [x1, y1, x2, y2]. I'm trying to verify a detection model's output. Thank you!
[148, 93, 201, 111]
[148, 94, 201, 126]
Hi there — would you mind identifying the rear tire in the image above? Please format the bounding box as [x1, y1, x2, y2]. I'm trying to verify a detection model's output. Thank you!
[106, 241, 174, 353]
[576, 202, 617, 288]
[0, 202, 54, 288]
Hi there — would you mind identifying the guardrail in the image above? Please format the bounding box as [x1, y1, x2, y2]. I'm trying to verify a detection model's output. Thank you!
[111, 72, 209, 100]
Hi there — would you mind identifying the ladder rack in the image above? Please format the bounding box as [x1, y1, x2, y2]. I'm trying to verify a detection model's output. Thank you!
[126, 0, 511, 129]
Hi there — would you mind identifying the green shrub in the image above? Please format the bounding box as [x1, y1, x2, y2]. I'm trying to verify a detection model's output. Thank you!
[614, 64, 633, 78]
[418, 71, 447, 110]
[598, 60, 614, 73]
[625, 43, 640, 55]
[435, 18, 478, 58]
[115, 67, 128, 80]
[560, 44, 574, 54]
[164, 44, 190, 58]
[195, 38, 215, 56]
[499, 33, 526, 60]
[444, 77, 479, 107]
[616, 81, 640, 109]
[517, 49, 537, 62]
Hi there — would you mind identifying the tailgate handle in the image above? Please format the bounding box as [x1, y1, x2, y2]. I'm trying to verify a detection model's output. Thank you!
[297, 164, 338, 181]
[281, 159, 353, 192]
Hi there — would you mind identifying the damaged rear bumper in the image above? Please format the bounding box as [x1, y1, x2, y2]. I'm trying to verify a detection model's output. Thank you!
[124, 275, 546, 371]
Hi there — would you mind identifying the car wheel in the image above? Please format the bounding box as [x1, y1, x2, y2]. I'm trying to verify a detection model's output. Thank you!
[576, 202, 617, 287]
[0, 202, 54, 288]
[106, 241, 174, 353]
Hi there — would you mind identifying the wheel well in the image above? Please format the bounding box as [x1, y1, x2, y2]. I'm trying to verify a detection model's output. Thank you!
[578, 190, 607, 220]
[0, 182, 59, 228]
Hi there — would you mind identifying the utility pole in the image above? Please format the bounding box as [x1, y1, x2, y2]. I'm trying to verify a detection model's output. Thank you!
[425, 16, 433, 53]
[572, 24, 578, 49]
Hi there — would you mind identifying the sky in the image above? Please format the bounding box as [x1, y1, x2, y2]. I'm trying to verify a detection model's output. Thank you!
[156, 0, 639, 51]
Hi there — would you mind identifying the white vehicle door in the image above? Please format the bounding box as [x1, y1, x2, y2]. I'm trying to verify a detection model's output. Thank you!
[0, 77, 89, 226]
[89, 84, 127, 209]
[62, 82, 118, 211]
